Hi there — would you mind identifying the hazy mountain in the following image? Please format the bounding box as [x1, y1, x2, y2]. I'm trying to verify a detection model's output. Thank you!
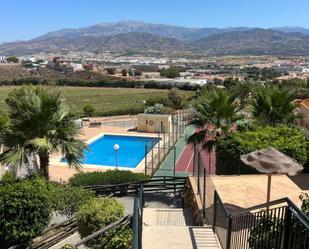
[272, 27, 309, 35]
[0, 32, 187, 55]
[34, 21, 256, 42]
[1, 21, 309, 56]
[33, 20, 199, 41]
[191, 29, 309, 56]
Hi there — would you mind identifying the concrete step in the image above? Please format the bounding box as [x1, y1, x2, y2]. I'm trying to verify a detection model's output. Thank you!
[142, 226, 221, 249]
[143, 208, 194, 226]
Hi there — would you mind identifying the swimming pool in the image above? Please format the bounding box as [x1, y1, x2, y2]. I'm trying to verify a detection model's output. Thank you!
[78, 134, 159, 168]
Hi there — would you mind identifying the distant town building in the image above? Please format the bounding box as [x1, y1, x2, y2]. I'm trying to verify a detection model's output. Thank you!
[84, 63, 98, 72]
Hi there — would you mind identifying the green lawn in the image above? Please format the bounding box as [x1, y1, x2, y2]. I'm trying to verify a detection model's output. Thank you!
[0, 86, 194, 116]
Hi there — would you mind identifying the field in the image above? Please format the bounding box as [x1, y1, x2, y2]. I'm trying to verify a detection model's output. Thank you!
[0, 86, 194, 116]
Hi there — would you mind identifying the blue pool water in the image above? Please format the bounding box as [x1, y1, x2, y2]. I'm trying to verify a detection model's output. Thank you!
[77, 135, 159, 168]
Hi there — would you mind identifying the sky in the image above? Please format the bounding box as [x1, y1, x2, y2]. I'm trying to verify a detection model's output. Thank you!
[0, 0, 308, 43]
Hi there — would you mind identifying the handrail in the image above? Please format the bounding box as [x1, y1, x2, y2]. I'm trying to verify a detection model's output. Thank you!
[230, 196, 309, 229]
[212, 190, 309, 249]
[133, 183, 144, 249]
[285, 198, 309, 225]
[231, 197, 288, 216]
[214, 190, 229, 217]
[84, 176, 187, 189]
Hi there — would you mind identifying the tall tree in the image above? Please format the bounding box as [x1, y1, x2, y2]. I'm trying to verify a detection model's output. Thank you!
[0, 86, 87, 180]
[188, 89, 242, 171]
[168, 88, 184, 109]
[230, 81, 254, 111]
[251, 85, 300, 125]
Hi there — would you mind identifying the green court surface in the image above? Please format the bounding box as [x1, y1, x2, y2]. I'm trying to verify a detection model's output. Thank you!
[154, 125, 195, 177]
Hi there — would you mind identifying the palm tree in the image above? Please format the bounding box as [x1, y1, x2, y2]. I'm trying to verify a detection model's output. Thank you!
[187, 89, 242, 172]
[251, 85, 300, 125]
[230, 81, 254, 111]
[0, 86, 87, 180]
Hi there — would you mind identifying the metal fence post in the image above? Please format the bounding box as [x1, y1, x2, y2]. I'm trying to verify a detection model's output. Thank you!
[144, 145, 147, 175]
[168, 132, 171, 148]
[173, 147, 176, 178]
[281, 207, 292, 249]
[213, 191, 217, 231]
[176, 119, 178, 141]
[180, 110, 182, 135]
[151, 141, 154, 175]
[158, 132, 161, 163]
[193, 144, 196, 176]
[197, 151, 201, 194]
[132, 197, 139, 249]
[203, 168, 206, 218]
[226, 216, 232, 249]
[163, 132, 166, 156]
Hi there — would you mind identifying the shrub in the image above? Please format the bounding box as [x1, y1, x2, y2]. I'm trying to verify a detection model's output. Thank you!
[168, 88, 184, 109]
[144, 103, 167, 114]
[248, 210, 309, 248]
[300, 193, 309, 216]
[160, 67, 180, 78]
[49, 183, 95, 218]
[83, 103, 96, 117]
[104, 227, 132, 249]
[145, 96, 170, 107]
[60, 245, 76, 249]
[0, 178, 51, 246]
[248, 216, 282, 249]
[68, 170, 150, 187]
[0, 113, 9, 132]
[76, 198, 131, 249]
[216, 125, 308, 174]
[0, 171, 16, 184]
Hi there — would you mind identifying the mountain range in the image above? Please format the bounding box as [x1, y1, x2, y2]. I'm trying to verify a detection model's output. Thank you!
[1, 20, 309, 56]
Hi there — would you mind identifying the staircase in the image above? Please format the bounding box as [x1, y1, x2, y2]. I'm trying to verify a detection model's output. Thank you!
[142, 208, 220, 249]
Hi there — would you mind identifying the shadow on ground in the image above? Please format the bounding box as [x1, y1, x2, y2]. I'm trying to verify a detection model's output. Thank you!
[289, 174, 309, 191]
[144, 191, 183, 208]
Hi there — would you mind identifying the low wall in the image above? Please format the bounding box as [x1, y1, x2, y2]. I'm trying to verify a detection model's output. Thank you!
[184, 176, 204, 225]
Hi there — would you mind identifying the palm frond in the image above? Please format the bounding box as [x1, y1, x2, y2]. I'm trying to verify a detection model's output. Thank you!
[0, 148, 28, 169]
[60, 139, 88, 170]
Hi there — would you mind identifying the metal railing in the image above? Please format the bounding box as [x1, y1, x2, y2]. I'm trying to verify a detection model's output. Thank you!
[193, 149, 309, 249]
[143, 109, 193, 176]
[85, 176, 187, 197]
[193, 150, 216, 225]
[132, 184, 144, 249]
[212, 194, 309, 249]
[88, 118, 137, 129]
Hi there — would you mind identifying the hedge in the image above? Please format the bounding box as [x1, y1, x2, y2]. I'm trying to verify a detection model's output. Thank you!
[0, 178, 51, 246]
[0, 77, 200, 91]
[68, 170, 150, 187]
[216, 125, 308, 175]
[76, 198, 131, 249]
[48, 183, 95, 218]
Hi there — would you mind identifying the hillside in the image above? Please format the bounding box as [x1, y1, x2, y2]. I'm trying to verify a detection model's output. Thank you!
[0, 64, 105, 82]
[0, 32, 188, 55]
[1, 21, 309, 56]
[191, 29, 309, 56]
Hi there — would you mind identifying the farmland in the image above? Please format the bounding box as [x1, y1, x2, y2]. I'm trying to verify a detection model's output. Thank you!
[0, 86, 194, 116]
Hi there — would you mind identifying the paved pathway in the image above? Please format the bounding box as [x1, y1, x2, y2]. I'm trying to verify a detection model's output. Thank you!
[142, 208, 220, 249]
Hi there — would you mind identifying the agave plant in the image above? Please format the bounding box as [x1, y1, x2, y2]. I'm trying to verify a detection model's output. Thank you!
[0, 86, 87, 180]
